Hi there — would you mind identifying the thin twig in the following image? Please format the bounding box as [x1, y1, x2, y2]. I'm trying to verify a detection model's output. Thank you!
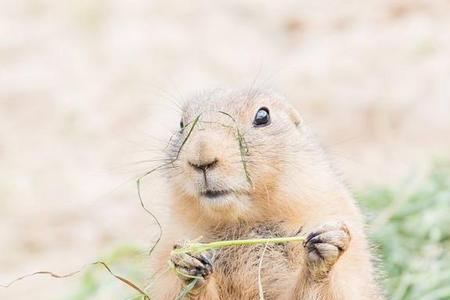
[136, 114, 202, 255]
[0, 261, 151, 300]
[258, 243, 268, 300]
[175, 278, 200, 300]
[171, 236, 305, 255]
[217, 111, 253, 186]
[136, 178, 163, 256]
[175, 114, 201, 161]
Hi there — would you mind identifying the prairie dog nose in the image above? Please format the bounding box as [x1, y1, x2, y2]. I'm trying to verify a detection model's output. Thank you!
[188, 158, 218, 171]
[186, 138, 219, 171]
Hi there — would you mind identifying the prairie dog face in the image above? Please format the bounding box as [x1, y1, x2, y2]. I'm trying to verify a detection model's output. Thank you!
[165, 90, 303, 223]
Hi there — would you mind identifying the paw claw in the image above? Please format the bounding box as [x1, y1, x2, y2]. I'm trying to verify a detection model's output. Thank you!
[170, 242, 214, 289]
[304, 221, 351, 280]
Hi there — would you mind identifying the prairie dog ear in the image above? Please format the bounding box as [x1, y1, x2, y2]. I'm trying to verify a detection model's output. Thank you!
[288, 106, 302, 127]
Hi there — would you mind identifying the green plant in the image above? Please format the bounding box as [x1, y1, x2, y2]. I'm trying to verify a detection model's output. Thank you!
[359, 162, 450, 300]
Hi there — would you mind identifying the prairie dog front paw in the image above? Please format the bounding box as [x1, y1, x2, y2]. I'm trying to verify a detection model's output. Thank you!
[170, 241, 214, 291]
[304, 221, 351, 280]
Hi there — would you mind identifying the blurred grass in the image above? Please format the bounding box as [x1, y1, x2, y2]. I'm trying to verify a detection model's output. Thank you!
[66, 162, 450, 300]
[359, 161, 450, 300]
[64, 245, 148, 300]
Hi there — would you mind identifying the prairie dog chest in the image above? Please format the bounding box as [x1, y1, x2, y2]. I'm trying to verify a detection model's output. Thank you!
[206, 224, 302, 299]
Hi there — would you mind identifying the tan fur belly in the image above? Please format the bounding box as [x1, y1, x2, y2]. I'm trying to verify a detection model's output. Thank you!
[204, 224, 302, 299]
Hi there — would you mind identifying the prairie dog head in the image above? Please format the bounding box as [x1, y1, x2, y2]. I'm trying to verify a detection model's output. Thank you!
[165, 89, 305, 224]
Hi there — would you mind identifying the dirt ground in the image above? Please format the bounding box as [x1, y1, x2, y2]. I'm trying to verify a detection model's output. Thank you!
[1, 1, 449, 299]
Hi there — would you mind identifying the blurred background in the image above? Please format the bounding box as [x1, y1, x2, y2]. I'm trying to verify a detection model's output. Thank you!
[1, 1, 449, 299]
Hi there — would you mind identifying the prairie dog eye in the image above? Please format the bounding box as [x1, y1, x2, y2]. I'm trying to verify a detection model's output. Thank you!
[253, 107, 270, 127]
[180, 119, 184, 130]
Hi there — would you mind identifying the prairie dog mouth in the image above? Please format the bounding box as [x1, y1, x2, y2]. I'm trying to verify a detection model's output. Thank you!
[200, 189, 232, 199]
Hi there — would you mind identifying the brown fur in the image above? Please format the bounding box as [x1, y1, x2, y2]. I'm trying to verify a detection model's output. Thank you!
[149, 89, 382, 299]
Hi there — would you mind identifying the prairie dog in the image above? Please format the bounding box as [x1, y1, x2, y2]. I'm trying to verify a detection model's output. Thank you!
[149, 89, 382, 299]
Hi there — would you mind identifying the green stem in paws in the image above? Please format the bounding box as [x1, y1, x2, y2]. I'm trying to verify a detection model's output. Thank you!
[176, 278, 200, 300]
[171, 236, 306, 255]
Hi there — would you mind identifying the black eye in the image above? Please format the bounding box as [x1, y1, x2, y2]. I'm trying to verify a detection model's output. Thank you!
[253, 107, 270, 127]
[180, 119, 184, 130]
